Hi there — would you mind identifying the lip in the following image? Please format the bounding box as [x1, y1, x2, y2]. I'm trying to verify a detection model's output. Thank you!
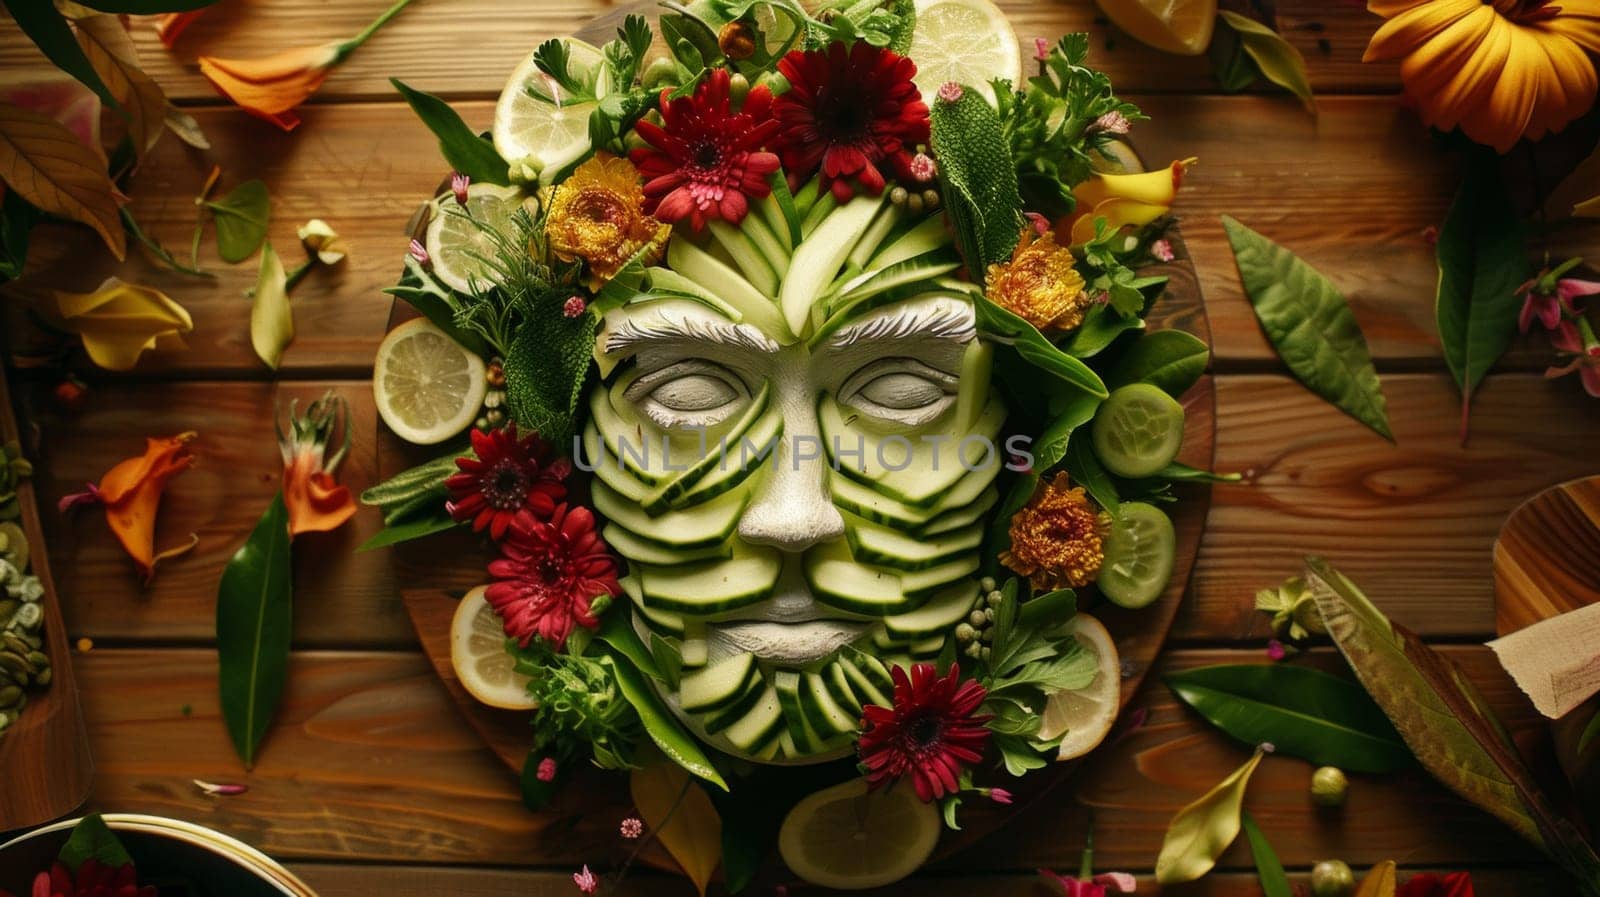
[712, 619, 870, 665]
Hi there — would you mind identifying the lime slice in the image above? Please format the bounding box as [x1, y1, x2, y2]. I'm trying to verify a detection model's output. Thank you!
[492, 39, 607, 181]
[1098, 501, 1176, 609]
[425, 182, 531, 296]
[908, 0, 1021, 106]
[373, 317, 487, 445]
[451, 585, 538, 710]
[1091, 382, 1186, 478]
[1038, 613, 1121, 759]
[1094, 0, 1218, 56]
[779, 778, 941, 890]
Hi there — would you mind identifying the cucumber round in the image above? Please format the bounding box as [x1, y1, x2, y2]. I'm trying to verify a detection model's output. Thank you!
[1091, 383, 1185, 478]
[1097, 501, 1176, 609]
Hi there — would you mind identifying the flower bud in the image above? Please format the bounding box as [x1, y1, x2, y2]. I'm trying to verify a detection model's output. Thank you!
[1310, 860, 1355, 897]
[1310, 766, 1348, 807]
[727, 72, 751, 106]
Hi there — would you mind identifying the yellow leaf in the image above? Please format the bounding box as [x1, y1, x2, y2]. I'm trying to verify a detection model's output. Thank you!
[1217, 11, 1315, 114]
[1155, 744, 1269, 884]
[1354, 859, 1397, 897]
[0, 100, 125, 259]
[251, 242, 293, 369]
[75, 15, 166, 158]
[55, 277, 192, 371]
[629, 759, 721, 897]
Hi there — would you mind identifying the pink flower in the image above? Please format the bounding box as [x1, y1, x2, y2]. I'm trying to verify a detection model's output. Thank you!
[1034, 37, 1051, 61]
[1024, 211, 1051, 235]
[536, 756, 558, 782]
[1039, 869, 1137, 896]
[1518, 258, 1599, 333]
[1266, 639, 1286, 661]
[572, 865, 598, 895]
[619, 817, 643, 839]
[1089, 111, 1131, 136]
[987, 787, 1014, 805]
[938, 81, 964, 103]
[1547, 342, 1600, 398]
[1150, 239, 1175, 262]
[407, 238, 429, 265]
[909, 152, 937, 184]
[451, 172, 470, 206]
[563, 295, 587, 318]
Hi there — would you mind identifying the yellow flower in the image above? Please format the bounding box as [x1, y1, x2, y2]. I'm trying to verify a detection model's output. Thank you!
[984, 229, 1091, 333]
[297, 219, 348, 265]
[1364, 0, 1600, 153]
[546, 153, 670, 290]
[1061, 158, 1196, 245]
[999, 472, 1107, 592]
[54, 278, 193, 371]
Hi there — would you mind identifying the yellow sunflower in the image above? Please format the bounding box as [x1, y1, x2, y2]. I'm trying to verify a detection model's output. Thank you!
[984, 229, 1091, 334]
[1364, 0, 1600, 153]
[546, 153, 670, 288]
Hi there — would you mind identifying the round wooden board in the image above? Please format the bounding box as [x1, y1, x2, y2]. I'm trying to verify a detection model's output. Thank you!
[1493, 475, 1600, 637]
[387, 2, 1215, 882]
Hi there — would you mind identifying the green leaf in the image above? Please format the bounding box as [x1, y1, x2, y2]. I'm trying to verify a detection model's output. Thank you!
[384, 257, 490, 358]
[57, 814, 133, 873]
[976, 296, 1108, 399]
[1208, 17, 1259, 93]
[602, 648, 727, 790]
[1065, 434, 1119, 517]
[5, 2, 120, 110]
[249, 242, 292, 369]
[1155, 745, 1268, 884]
[391, 79, 510, 186]
[1223, 215, 1393, 441]
[1165, 663, 1413, 773]
[1241, 812, 1293, 897]
[1216, 11, 1314, 113]
[1105, 328, 1210, 397]
[1435, 147, 1530, 443]
[0, 187, 36, 282]
[205, 179, 270, 263]
[930, 86, 1021, 278]
[217, 492, 293, 768]
[504, 302, 599, 447]
[356, 514, 459, 551]
[1031, 391, 1102, 473]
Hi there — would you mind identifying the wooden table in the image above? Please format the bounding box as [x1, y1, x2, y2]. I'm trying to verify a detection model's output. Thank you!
[2, 2, 1597, 893]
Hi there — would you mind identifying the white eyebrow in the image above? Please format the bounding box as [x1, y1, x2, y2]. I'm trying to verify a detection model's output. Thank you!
[827, 300, 976, 348]
[604, 309, 781, 354]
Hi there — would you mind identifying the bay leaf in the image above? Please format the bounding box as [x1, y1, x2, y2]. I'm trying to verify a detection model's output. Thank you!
[1241, 811, 1292, 897]
[206, 178, 270, 263]
[0, 100, 125, 259]
[1104, 327, 1210, 397]
[355, 514, 458, 552]
[630, 759, 723, 897]
[75, 14, 166, 158]
[250, 242, 292, 369]
[391, 78, 509, 186]
[1155, 745, 1268, 884]
[217, 492, 293, 768]
[1223, 215, 1392, 441]
[1354, 859, 1397, 897]
[1216, 11, 1314, 113]
[1435, 147, 1529, 444]
[1165, 663, 1413, 773]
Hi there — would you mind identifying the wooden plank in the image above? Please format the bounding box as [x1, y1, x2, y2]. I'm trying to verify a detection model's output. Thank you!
[291, 864, 1562, 897]
[76, 645, 1546, 872]
[0, 1, 1404, 107]
[21, 373, 1595, 646]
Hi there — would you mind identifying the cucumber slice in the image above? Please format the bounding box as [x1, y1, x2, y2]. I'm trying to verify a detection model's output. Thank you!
[828, 468, 995, 534]
[641, 383, 773, 514]
[636, 268, 744, 321]
[868, 214, 950, 270]
[666, 237, 794, 342]
[802, 671, 859, 737]
[1097, 501, 1176, 609]
[910, 633, 947, 660]
[757, 186, 796, 251]
[821, 395, 1006, 508]
[803, 541, 908, 616]
[846, 514, 982, 572]
[701, 673, 768, 734]
[782, 193, 884, 336]
[838, 650, 894, 705]
[774, 670, 816, 754]
[681, 652, 758, 712]
[621, 576, 687, 637]
[639, 545, 782, 615]
[916, 486, 999, 537]
[584, 422, 651, 502]
[659, 415, 777, 511]
[844, 202, 903, 271]
[722, 684, 784, 753]
[882, 581, 978, 640]
[824, 661, 864, 715]
[955, 339, 993, 433]
[1091, 383, 1186, 478]
[709, 219, 779, 297]
[605, 524, 732, 567]
[680, 634, 709, 668]
[899, 553, 979, 601]
[592, 479, 747, 550]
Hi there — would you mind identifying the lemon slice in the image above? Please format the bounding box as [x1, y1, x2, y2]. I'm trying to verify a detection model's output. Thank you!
[492, 39, 607, 182]
[779, 778, 940, 890]
[1095, 0, 1218, 56]
[424, 182, 531, 296]
[908, 0, 1020, 106]
[450, 585, 537, 710]
[373, 317, 486, 445]
[1038, 612, 1122, 760]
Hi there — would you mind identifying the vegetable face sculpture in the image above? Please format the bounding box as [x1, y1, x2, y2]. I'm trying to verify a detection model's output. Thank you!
[587, 193, 1007, 763]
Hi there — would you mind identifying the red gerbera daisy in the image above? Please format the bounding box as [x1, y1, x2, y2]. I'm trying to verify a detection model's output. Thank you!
[6, 861, 158, 897]
[630, 68, 781, 230]
[485, 503, 620, 650]
[773, 41, 931, 202]
[857, 662, 992, 802]
[445, 425, 570, 541]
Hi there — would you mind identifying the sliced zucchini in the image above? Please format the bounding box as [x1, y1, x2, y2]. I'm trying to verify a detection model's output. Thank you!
[591, 479, 748, 550]
[900, 553, 979, 601]
[722, 684, 784, 753]
[802, 670, 860, 737]
[774, 670, 816, 755]
[820, 395, 1006, 508]
[824, 661, 864, 715]
[916, 486, 999, 537]
[837, 652, 893, 707]
[681, 652, 758, 712]
[882, 580, 979, 640]
[666, 236, 794, 342]
[781, 193, 884, 337]
[827, 467, 994, 534]
[803, 541, 913, 616]
[660, 413, 778, 511]
[845, 514, 983, 571]
[604, 524, 732, 567]
[701, 673, 768, 734]
[868, 213, 951, 270]
[709, 219, 779, 297]
[638, 545, 783, 615]
[584, 422, 652, 503]
[622, 575, 687, 637]
[680, 633, 709, 668]
[632, 268, 743, 321]
[640, 383, 772, 514]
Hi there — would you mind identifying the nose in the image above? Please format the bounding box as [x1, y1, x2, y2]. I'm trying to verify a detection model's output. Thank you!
[737, 361, 845, 553]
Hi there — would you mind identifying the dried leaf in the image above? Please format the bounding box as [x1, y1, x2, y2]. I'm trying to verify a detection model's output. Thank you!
[74, 14, 166, 158]
[163, 104, 211, 149]
[1155, 744, 1269, 884]
[0, 100, 125, 259]
[629, 759, 722, 897]
[250, 242, 292, 369]
[1216, 11, 1314, 113]
[1354, 859, 1397, 897]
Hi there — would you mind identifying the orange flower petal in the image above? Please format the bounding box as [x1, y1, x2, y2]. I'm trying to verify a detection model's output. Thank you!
[1538, 0, 1600, 54]
[197, 44, 338, 131]
[1364, 0, 1482, 62]
[1401, 8, 1502, 129]
[283, 451, 356, 537]
[154, 11, 207, 50]
[97, 432, 198, 581]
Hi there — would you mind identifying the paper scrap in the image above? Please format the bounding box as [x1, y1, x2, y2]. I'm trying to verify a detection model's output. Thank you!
[1487, 601, 1600, 719]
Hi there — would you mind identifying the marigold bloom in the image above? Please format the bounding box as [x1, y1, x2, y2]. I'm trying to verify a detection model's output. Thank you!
[198, 43, 341, 132]
[1000, 472, 1107, 591]
[53, 278, 193, 372]
[1364, 0, 1600, 153]
[857, 663, 991, 802]
[64, 432, 198, 582]
[1062, 158, 1195, 245]
[985, 230, 1091, 333]
[546, 153, 670, 289]
[278, 392, 356, 538]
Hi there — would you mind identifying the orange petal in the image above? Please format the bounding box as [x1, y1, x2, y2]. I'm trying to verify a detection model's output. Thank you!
[97, 432, 198, 580]
[1400, 7, 1501, 130]
[197, 44, 338, 130]
[1539, 1, 1600, 55]
[154, 11, 207, 49]
[1364, 0, 1481, 62]
[283, 452, 356, 537]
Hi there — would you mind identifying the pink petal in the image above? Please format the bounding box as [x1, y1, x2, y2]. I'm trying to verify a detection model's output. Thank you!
[1092, 872, 1138, 893]
[1557, 278, 1600, 302]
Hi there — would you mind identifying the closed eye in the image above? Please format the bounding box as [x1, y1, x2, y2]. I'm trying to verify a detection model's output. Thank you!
[624, 360, 751, 429]
[837, 358, 957, 426]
